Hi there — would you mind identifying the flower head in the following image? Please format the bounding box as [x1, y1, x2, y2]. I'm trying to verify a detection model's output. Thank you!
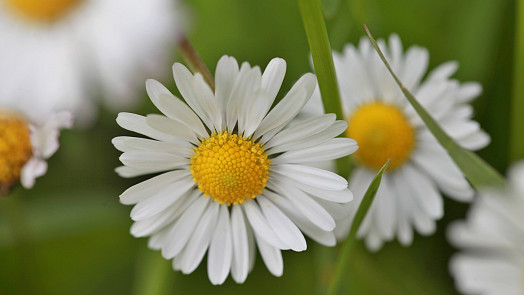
[0, 109, 72, 194]
[114, 55, 358, 284]
[0, 0, 184, 124]
[306, 34, 490, 251]
[448, 161, 524, 295]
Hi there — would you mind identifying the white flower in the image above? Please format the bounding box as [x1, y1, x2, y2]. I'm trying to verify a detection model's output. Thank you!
[0, 0, 184, 125]
[113, 55, 358, 284]
[448, 162, 524, 295]
[307, 34, 490, 251]
[0, 108, 72, 194]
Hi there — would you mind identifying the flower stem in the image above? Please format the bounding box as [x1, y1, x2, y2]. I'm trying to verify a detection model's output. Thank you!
[510, 0, 524, 161]
[327, 159, 389, 295]
[297, 0, 352, 178]
[178, 35, 215, 92]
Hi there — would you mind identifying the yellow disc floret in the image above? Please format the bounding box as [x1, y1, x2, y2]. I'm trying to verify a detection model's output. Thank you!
[4, 0, 82, 23]
[0, 112, 32, 194]
[190, 131, 270, 206]
[347, 102, 415, 171]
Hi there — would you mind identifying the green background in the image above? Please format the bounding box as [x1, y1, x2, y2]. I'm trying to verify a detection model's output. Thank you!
[0, 0, 517, 294]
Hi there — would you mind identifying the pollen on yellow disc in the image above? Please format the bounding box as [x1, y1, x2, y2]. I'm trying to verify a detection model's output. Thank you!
[4, 0, 82, 23]
[0, 112, 32, 194]
[346, 102, 415, 171]
[190, 131, 271, 206]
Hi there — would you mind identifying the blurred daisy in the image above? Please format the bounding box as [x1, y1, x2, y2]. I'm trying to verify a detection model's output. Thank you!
[113, 56, 358, 284]
[0, 0, 183, 124]
[448, 162, 524, 295]
[307, 34, 490, 251]
[0, 108, 72, 194]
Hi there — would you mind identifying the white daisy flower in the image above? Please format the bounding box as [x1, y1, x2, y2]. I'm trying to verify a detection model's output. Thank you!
[306, 34, 491, 251]
[448, 161, 524, 295]
[0, 0, 183, 124]
[113, 55, 358, 284]
[0, 107, 72, 194]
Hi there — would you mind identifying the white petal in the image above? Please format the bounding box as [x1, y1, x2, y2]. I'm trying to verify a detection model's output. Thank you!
[261, 58, 286, 105]
[215, 55, 240, 120]
[179, 202, 220, 274]
[172, 63, 216, 130]
[254, 233, 283, 277]
[271, 138, 358, 164]
[119, 170, 187, 205]
[226, 66, 261, 131]
[130, 176, 195, 221]
[207, 205, 233, 285]
[145, 79, 208, 138]
[254, 73, 316, 141]
[116, 112, 174, 142]
[161, 196, 210, 259]
[264, 114, 336, 150]
[146, 114, 199, 145]
[242, 200, 288, 249]
[112, 136, 192, 157]
[268, 192, 336, 246]
[267, 120, 348, 155]
[20, 158, 47, 188]
[272, 164, 348, 190]
[258, 195, 306, 251]
[269, 180, 336, 231]
[230, 205, 249, 283]
[119, 151, 188, 171]
[238, 89, 272, 137]
[192, 73, 222, 131]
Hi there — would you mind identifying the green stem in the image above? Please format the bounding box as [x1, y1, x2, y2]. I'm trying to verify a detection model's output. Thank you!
[297, 0, 352, 178]
[510, 0, 524, 161]
[327, 159, 390, 295]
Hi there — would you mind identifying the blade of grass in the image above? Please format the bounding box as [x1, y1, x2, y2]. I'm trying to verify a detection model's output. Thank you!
[298, 0, 352, 177]
[511, 0, 524, 161]
[364, 25, 506, 189]
[327, 159, 390, 295]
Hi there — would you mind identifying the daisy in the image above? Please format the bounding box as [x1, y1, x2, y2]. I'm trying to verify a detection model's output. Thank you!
[0, 0, 183, 124]
[448, 161, 524, 295]
[113, 55, 358, 284]
[0, 107, 72, 194]
[305, 34, 490, 251]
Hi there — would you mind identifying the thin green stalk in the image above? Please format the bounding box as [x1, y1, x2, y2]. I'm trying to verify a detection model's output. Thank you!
[364, 25, 506, 189]
[298, 0, 352, 178]
[510, 0, 524, 161]
[327, 159, 390, 295]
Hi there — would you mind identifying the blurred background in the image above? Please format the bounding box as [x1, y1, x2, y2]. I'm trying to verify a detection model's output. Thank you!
[0, 0, 516, 294]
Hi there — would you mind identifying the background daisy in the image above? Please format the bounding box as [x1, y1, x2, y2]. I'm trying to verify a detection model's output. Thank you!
[0, 0, 184, 125]
[0, 106, 72, 194]
[114, 55, 358, 284]
[306, 34, 491, 251]
[448, 161, 524, 295]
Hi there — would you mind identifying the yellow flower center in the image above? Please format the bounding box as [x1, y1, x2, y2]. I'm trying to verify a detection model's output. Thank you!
[0, 112, 32, 194]
[346, 102, 415, 171]
[4, 0, 82, 23]
[190, 131, 270, 206]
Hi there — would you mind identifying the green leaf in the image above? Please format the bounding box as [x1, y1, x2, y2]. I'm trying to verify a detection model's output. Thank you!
[363, 25, 506, 189]
[327, 159, 390, 295]
[511, 0, 524, 161]
[297, 0, 352, 177]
